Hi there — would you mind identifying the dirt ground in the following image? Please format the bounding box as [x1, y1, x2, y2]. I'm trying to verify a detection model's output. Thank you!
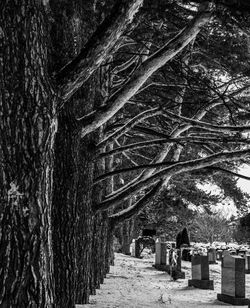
[77, 252, 250, 308]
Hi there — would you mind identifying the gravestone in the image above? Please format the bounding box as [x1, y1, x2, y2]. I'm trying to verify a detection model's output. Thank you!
[134, 239, 141, 258]
[130, 239, 135, 257]
[222, 250, 230, 258]
[245, 254, 250, 274]
[188, 255, 214, 289]
[176, 249, 182, 273]
[207, 248, 217, 264]
[221, 249, 229, 259]
[208, 248, 217, 264]
[217, 254, 249, 305]
[154, 238, 167, 269]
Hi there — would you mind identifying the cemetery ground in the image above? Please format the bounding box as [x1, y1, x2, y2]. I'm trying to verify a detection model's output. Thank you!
[78, 253, 250, 308]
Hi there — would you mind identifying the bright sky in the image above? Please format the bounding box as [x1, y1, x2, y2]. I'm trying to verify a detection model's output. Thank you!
[196, 183, 239, 219]
[195, 164, 250, 219]
[237, 164, 250, 194]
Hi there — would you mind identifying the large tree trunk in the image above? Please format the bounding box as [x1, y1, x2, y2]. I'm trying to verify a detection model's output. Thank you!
[49, 1, 98, 306]
[74, 130, 95, 304]
[52, 82, 97, 307]
[0, 2, 57, 307]
[52, 107, 79, 307]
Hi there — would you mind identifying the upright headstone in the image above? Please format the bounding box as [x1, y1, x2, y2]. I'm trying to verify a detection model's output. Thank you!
[188, 255, 214, 289]
[176, 249, 182, 273]
[155, 238, 161, 265]
[155, 238, 167, 268]
[217, 254, 249, 305]
[222, 250, 230, 258]
[208, 248, 217, 264]
[245, 254, 250, 274]
[130, 239, 136, 257]
[160, 242, 167, 265]
[134, 239, 140, 258]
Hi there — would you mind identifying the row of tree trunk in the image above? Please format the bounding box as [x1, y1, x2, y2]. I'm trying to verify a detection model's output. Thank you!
[0, 1, 119, 307]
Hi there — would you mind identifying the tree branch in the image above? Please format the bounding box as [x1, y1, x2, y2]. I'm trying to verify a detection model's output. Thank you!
[109, 181, 163, 224]
[163, 110, 250, 134]
[105, 123, 170, 139]
[96, 148, 250, 211]
[134, 101, 222, 181]
[193, 0, 250, 13]
[134, 125, 169, 138]
[80, 5, 212, 137]
[112, 54, 139, 74]
[94, 161, 177, 184]
[97, 107, 162, 148]
[99, 134, 250, 159]
[99, 138, 168, 158]
[56, 0, 143, 103]
[205, 166, 250, 182]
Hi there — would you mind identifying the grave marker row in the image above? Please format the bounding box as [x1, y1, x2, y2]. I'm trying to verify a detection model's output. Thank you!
[131, 238, 250, 306]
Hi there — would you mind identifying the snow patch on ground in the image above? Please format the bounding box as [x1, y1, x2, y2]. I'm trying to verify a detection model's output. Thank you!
[77, 253, 250, 307]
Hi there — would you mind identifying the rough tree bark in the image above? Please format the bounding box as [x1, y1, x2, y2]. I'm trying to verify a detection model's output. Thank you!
[49, 1, 143, 305]
[52, 106, 80, 307]
[75, 123, 96, 304]
[0, 2, 56, 307]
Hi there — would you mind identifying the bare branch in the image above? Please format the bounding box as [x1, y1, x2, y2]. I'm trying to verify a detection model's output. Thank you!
[163, 110, 250, 134]
[121, 150, 138, 166]
[98, 107, 162, 148]
[133, 125, 169, 138]
[80, 6, 212, 137]
[136, 98, 222, 182]
[205, 166, 250, 182]
[182, 135, 250, 144]
[106, 123, 170, 138]
[112, 54, 139, 74]
[99, 134, 250, 159]
[109, 181, 163, 224]
[56, 0, 143, 103]
[96, 148, 250, 211]
[129, 151, 152, 161]
[99, 138, 168, 158]
[94, 161, 177, 184]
